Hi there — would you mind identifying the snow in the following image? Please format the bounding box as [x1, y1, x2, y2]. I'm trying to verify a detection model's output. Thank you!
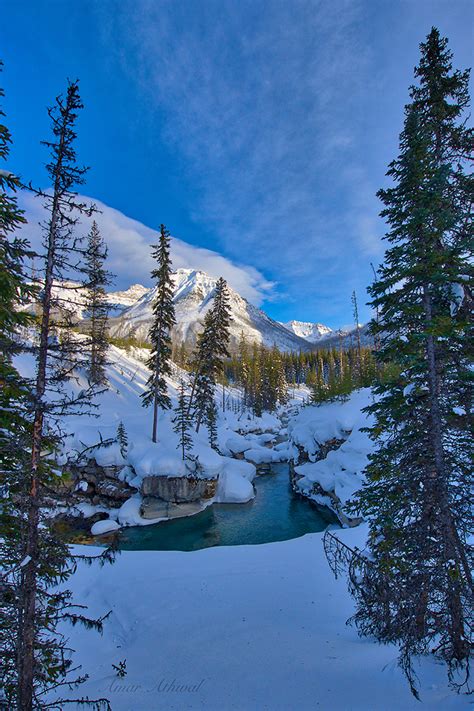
[281, 319, 332, 342]
[288, 389, 373, 462]
[13, 332, 465, 708]
[90, 519, 120, 535]
[243, 445, 286, 464]
[108, 268, 312, 351]
[287, 390, 375, 515]
[58, 529, 465, 711]
[215, 467, 255, 503]
[14, 343, 264, 524]
[449, 282, 465, 316]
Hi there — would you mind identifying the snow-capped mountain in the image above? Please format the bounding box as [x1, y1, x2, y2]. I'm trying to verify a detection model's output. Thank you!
[22, 281, 150, 320]
[315, 323, 373, 349]
[107, 268, 312, 352]
[23, 270, 334, 352]
[282, 320, 332, 343]
[107, 284, 149, 312]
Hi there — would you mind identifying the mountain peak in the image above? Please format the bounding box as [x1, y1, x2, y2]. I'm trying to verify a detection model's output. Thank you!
[281, 320, 332, 343]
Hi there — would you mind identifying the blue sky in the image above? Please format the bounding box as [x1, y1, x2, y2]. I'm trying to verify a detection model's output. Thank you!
[2, 0, 472, 328]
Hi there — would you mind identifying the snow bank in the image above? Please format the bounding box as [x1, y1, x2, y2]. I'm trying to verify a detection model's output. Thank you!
[288, 388, 373, 462]
[288, 389, 375, 516]
[90, 519, 120, 535]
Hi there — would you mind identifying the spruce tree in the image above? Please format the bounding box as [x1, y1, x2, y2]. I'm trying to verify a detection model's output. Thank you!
[116, 421, 128, 459]
[173, 381, 193, 460]
[190, 277, 232, 432]
[0, 63, 37, 709]
[206, 400, 219, 451]
[15, 80, 112, 711]
[142, 224, 176, 443]
[351, 290, 362, 384]
[347, 29, 473, 695]
[83, 220, 112, 386]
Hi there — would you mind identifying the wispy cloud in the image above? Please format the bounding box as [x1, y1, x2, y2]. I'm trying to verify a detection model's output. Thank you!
[18, 191, 274, 304]
[92, 0, 384, 320]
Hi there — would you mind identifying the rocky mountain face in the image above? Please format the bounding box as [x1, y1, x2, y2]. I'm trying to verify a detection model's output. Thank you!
[313, 323, 373, 350]
[107, 269, 312, 351]
[25, 270, 347, 352]
[281, 320, 332, 343]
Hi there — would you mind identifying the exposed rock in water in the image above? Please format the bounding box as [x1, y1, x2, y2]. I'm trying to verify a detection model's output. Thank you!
[52, 510, 109, 537]
[141, 475, 218, 503]
[140, 497, 210, 520]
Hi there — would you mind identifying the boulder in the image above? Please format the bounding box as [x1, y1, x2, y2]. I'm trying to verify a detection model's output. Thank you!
[141, 475, 218, 503]
[95, 478, 133, 503]
[140, 497, 208, 520]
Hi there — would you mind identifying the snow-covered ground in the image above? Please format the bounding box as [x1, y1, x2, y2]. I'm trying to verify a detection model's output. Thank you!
[14, 343, 467, 709]
[15, 341, 292, 531]
[288, 389, 374, 513]
[63, 525, 465, 711]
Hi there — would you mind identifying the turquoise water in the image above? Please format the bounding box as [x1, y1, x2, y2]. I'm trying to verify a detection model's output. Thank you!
[117, 463, 336, 551]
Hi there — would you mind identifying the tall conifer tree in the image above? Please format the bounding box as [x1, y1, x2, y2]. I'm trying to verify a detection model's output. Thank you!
[15, 80, 112, 711]
[83, 220, 112, 386]
[173, 381, 193, 460]
[347, 29, 473, 695]
[142, 224, 176, 443]
[0, 64, 38, 709]
[190, 278, 232, 433]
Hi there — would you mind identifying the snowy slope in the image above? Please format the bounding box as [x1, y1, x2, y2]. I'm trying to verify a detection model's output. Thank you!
[23, 271, 334, 351]
[61, 527, 464, 711]
[282, 319, 332, 343]
[107, 283, 149, 311]
[108, 268, 312, 351]
[315, 323, 373, 349]
[22, 281, 149, 321]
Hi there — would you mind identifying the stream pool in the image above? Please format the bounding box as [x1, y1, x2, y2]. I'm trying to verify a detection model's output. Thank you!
[114, 463, 336, 551]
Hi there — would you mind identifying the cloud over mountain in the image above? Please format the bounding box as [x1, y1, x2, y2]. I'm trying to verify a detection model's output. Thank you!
[18, 191, 274, 306]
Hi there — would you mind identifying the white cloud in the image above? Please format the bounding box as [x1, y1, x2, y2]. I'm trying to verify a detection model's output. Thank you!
[91, 0, 383, 323]
[17, 191, 274, 305]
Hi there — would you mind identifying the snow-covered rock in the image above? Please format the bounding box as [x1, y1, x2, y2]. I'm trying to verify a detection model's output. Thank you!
[90, 519, 120, 535]
[215, 462, 255, 503]
[288, 389, 374, 524]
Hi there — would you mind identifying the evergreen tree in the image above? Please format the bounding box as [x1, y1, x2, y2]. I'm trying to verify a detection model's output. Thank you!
[83, 220, 112, 386]
[0, 63, 38, 710]
[238, 331, 250, 406]
[116, 421, 128, 459]
[190, 278, 232, 432]
[347, 29, 473, 695]
[351, 290, 362, 383]
[192, 309, 218, 432]
[206, 400, 219, 451]
[173, 381, 193, 460]
[142, 224, 176, 443]
[15, 80, 112, 711]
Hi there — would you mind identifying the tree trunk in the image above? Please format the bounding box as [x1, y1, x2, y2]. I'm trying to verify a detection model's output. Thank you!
[422, 284, 466, 660]
[18, 200, 58, 709]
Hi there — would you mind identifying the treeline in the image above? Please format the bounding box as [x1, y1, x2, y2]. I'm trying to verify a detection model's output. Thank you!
[225, 341, 378, 403]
